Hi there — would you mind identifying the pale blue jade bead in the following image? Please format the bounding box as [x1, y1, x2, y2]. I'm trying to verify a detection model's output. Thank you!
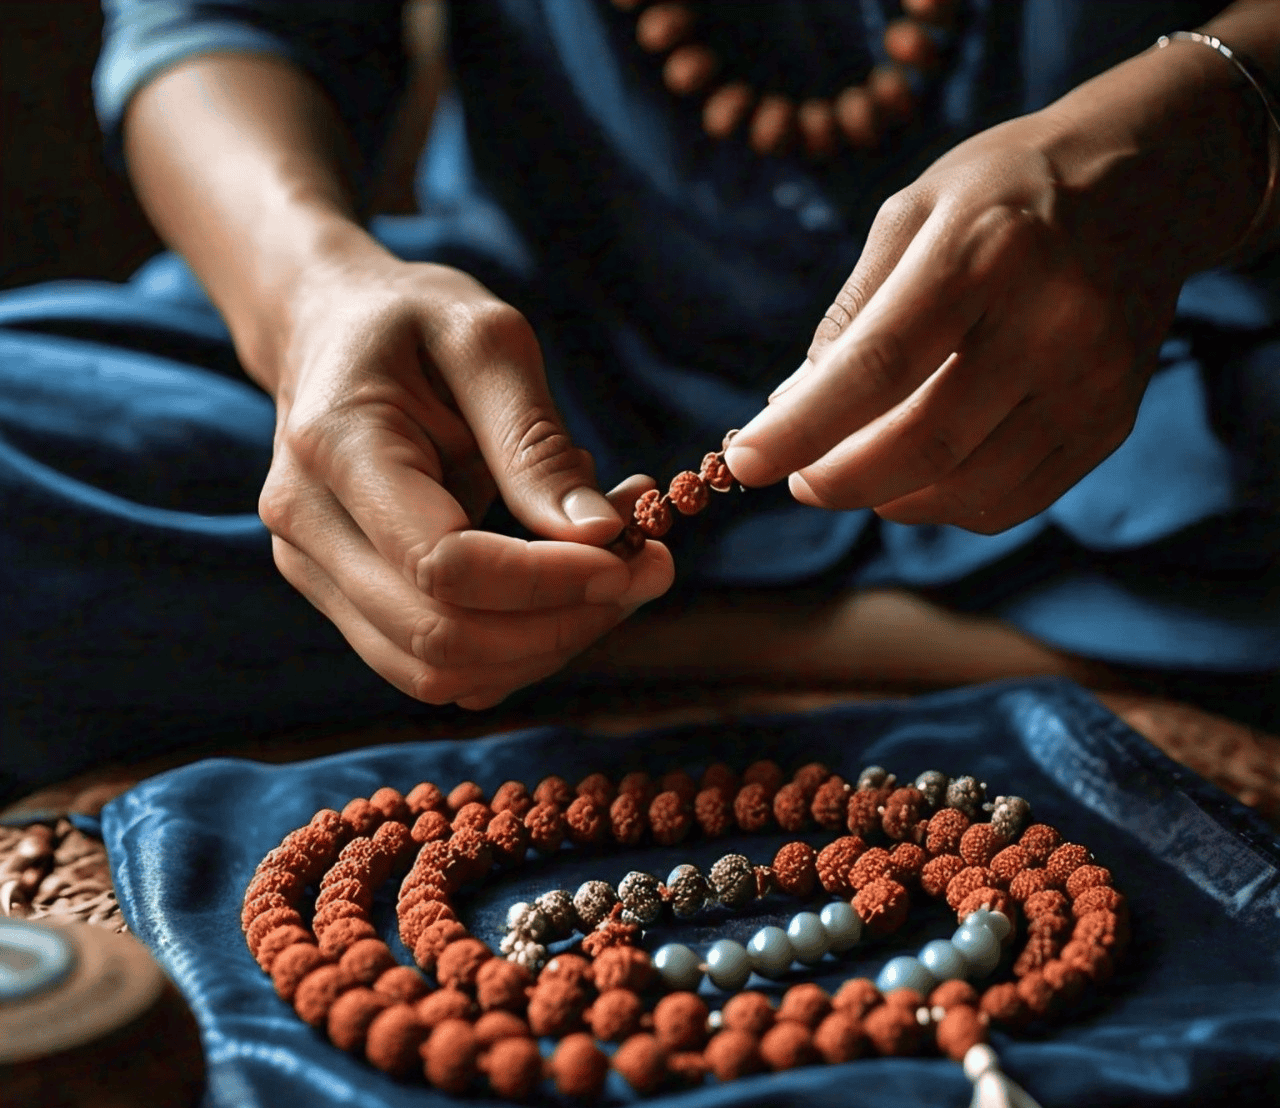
[746, 926, 794, 979]
[952, 921, 1001, 978]
[654, 942, 704, 991]
[876, 955, 936, 995]
[965, 909, 1012, 943]
[705, 939, 752, 991]
[919, 938, 968, 981]
[786, 912, 830, 965]
[818, 901, 862, 952]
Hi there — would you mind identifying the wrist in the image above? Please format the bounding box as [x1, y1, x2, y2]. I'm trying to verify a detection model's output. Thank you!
[232, 207, 395, 399]
[1035, 35, 1273, 276]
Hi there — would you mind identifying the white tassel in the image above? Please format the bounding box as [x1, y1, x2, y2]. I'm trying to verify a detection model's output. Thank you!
[964, 1045, 1045, 1108]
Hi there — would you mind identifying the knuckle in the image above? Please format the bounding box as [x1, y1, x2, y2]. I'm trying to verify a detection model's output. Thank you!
[258, 474, 298, 540]
[908, 427, 964, 480]
[856, 327, 909, 395]
[873, 188, 926, 234]
[448, 299, 537, 361]
[411, 611, 454, 667]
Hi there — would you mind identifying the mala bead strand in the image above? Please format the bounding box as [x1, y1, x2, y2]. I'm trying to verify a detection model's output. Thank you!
[243, 764, 1125, 1102]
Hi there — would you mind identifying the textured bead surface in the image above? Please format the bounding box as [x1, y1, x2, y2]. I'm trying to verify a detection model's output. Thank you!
[786, 912, 830, 965]
[747, 927, 794, 979]
[573, 880, 618, 929]
[914, 770, 949, 811]
[618, 871, 664, 925]
[946, 776, 985, 819]
[989, 795, 1032, 840]
[818, 901, 862, 952]
[654, 943, 704, 991]
[876, 956, 936, 996]
[666, 864, 711, 917]
[709, 854, 756, 910]
[705, 939, 752, 991]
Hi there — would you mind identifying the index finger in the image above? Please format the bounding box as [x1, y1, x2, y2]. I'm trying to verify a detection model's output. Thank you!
[724, 208, 1007, 488]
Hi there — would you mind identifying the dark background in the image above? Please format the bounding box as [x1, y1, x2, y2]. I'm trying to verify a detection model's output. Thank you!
[1, 0, 161, 290]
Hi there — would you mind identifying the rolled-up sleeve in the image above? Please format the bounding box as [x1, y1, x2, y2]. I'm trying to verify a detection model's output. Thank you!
[94, 0, 407, 175]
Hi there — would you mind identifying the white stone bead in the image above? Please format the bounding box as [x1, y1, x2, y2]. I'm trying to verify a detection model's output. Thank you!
[876, 955, 935, 995]
[964, 909, 1012, 942]
[952, 921, 1001, 978]
[786, 912, 830, 965]
[705, 939, 752, 991]
[818, 901, 862, 952]
[919, 938, 968, 981]
[654, 942, 704, 991]
[746, 926, 794, 979]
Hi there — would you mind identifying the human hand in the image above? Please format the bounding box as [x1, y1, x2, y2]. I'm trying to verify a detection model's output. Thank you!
[259, 255, 674, 709]
[724, 109, 1193, 533]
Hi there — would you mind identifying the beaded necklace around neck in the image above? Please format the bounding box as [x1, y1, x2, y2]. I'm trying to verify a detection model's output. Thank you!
[611, 0, 961, 156]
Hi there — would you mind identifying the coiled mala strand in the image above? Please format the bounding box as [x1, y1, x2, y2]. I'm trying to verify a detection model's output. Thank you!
[241, 761, 1127, 1102]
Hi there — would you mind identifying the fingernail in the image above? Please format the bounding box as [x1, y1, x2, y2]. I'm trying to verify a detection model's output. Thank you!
[723, 442, 764, 484]
[768, 360, 811, 401]
[561, 487, 619, 526]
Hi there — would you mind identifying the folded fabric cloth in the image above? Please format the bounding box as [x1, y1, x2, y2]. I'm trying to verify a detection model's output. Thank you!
[102, 678, 1280, 1107]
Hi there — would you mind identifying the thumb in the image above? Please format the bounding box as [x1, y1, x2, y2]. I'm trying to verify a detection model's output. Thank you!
[433, 302, 622, 544]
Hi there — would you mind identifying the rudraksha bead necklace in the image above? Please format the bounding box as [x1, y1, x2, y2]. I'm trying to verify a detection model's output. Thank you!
[242, 760, 1126, 1103]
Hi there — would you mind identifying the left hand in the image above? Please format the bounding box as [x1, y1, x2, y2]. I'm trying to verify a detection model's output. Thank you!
[723, 109, 1190, 533]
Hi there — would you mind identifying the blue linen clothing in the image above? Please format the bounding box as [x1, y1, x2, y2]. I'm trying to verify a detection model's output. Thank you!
[3, 1, 1280, 801]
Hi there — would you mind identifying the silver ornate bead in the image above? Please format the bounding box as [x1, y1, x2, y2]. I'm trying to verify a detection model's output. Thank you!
[666, 864, 711, 918]
[618, 871, 663, 926]
[988, 795, 1032, 840]
[708, 854, 755, 910]
[534, 889, 579, 939]
[914, 770, 950, 811]
[573, 880, 618, 929]
[857, 765, 892, 790]
[945, 775, 986, 820]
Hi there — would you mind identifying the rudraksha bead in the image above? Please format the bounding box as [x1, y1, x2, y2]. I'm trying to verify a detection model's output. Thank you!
[592, 946, 653, 992]
[476, 958, 533, 1013]
[633, 489, 673, 537]
[816, 836, 867, 895]
[772, 782, 811, 831]
[365, 1004, 429, 1077]
[925, 807, 971, 855]
[959, 823, 1008, 867]
[473, 1009, 531, 1048]
[705, 1029, 765, 1080]
[1065, 864, 1112, 899]
[853, 877, 910, 936]
[694, 787, 732, 837]
[777, 982, 831, 1029]
[1008, 867, 1061, 903]
[489, 780, 533, 819]
[422, 1018, 479, 1094]
[295, 964, 355, 1028]
[612, 1033, 669, 1095]
[1023, 888, 1070, 920]
[609, 792, 646, 844]
[319, 916, 377, 959]
[709, 853, 756, 909]
[576, 772, 616, 807]
[846, 787, 889, 837]
[1046, 843, 1092, 882]
[732, 782, 773, 831]
[699, 762, 739, 798]
[452, 801, 493, 833]
[411, 810, 451, 845]
[772, 841, 819, 897]
[722, 991, 775, 1035]
[929, 979, 979, 1011]
[760, 1020, 818, 1070]
[1018, 823, 1063, 865]
[653, 992, 710, 1050]
[588, 987, 645, 1041]
[328, 988, 391, 1053]
[979, 981, 1029, 1028]
[935, 1005, 987, 1061]
[813, 1011, 866, 1063]
[849, 847, 893, 890]
[649, 790, 693, 845]
[699, 451, 734, 492]
[1071, 885, 1127, 919]
[552, 1032, 610, 1099]
[436, 938, 493, 990]
[888, 842, 926, 885]
[527, 978, 588, 1037]
[863, 1002, 923, 1056]
[405, 783, 446, 816]
[484, 1036, 543, 1101]
[573, 879, 619, 928]
[742, 759, 785, 797]
[417, 988, 473, 1029]
[920, 853, 966, 898]
[881, 786, 924, 840]
[832, 978, 882, 1020]
[955, 887, 1013, 924]
[811, 777, 851, 830]
[272, 942, 330, 1002]
[255, 923, 311, 973]
[374, 965, 430, 1005]
[524, 801, 566, 854]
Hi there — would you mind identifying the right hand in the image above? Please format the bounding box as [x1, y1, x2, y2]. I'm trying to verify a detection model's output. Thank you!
[258, 252, 674, 709]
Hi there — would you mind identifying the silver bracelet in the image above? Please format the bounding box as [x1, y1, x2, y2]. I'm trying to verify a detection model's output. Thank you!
[1157, 30, 1280, 261]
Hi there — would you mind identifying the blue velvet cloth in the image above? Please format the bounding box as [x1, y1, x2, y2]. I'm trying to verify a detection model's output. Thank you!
[4, 1, 1280, 801]
[102, 679, 1280, 1107]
